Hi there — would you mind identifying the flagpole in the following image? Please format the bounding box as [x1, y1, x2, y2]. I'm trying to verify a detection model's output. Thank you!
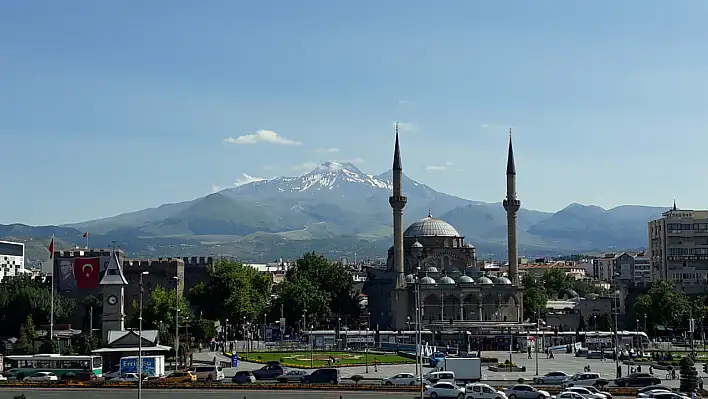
[50, 234, 55, 346]
[85, 233, 89, 250]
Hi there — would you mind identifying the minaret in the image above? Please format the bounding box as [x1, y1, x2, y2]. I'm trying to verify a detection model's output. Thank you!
[503, 129, 521, 286]
[389, 123, 407, 286]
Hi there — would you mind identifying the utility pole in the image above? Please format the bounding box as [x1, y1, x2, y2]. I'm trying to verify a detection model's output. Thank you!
[279, 303, 284, 351]
[89, 307, 93, 337]
[690, 307, 695, 357]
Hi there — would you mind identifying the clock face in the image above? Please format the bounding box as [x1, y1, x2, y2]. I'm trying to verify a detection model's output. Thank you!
[107, 295, 118, 305]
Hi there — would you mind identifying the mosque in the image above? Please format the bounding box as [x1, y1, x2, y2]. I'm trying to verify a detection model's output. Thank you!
[363, 128, 524, 332]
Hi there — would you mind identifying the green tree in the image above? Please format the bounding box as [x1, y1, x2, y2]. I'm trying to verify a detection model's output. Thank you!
[75, 333, 100, 355]
[522, 274, 548, 318]
[274, 275, 330, 326]
[13, 315, 37, 355]
[679, 356, 698, 392]
[192, 319, 218, 343]
[541, 268, 573, 299]
[570, 280, 602, 297]
[596, 312, 614, 331]
[143, 286, 192, 333]
[188, 259, 272, 324]
[633, 280, 689, 330]
[0, 276, 74, 337]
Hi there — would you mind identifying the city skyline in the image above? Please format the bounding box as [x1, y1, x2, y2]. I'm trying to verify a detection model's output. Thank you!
[2, 1, 707, 225]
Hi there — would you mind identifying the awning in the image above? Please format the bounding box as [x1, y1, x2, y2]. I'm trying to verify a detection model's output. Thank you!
[91, 345, 172, 353]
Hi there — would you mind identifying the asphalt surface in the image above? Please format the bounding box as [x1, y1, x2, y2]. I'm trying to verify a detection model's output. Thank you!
[193, 349, 701, 388]
[0, 388, 418, 399]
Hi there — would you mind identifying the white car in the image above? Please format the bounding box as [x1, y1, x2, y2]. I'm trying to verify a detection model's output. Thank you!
[0, 374, 6, 382]
[651, 393, 689, 399]
[553, 392, 586, 399]
[504, 384, 551, 399]
[562, 387, 606, 399]
[561, 373, 602, 388]
[382, 373, 423, 386]
[425, 371, 457, 385]
[425, 381, 465, 398]
[534, 371, 571, 385]
[465, 382, 507, 399]
[116, 373, 144, 382]
[638, 389, 672, 398]
[25, 372, 58, 382]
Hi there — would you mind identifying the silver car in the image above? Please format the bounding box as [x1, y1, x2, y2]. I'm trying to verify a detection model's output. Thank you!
[534, 372, 571, 385]
[504, 384, 551, 399]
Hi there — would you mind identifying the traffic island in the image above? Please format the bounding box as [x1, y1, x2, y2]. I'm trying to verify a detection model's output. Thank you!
[487, 362, 526, 372]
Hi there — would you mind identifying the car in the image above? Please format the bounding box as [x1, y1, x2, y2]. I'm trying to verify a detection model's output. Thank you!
[651, 393, 689, 399]
[578, 384, 612, 399]
[614, 373, 660, 387]
[504, 384, 551, 399]
[61, 371, 98, 382]
[115, 373, 143, 382]
[161, 371, 196, 383]
[300, 368, 340, 384]
[637, 385, 673, 397]
[191, 365, 224, 382]
[561, 386, 606, 399]
[425, 381, 465, 398]
[251, 364, 286, 380]
[0, 374, 6, 382]
[553, 392, 586, 399]
[231, 371, 256, 384]
[276, 370, 308, 383]
[465, 382, 507, 399]
[425, 371, 456, 385]
[534, 372, 571, 385]
[561, 373, 603, 388]
[382, 373, 423, 386]
[25, 372, 59, 382]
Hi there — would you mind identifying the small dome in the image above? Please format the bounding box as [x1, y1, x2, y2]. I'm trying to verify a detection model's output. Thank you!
[458, 275, 475, 284]
[405, 274, 415, 283]
[426, 266, 439, 273]
[412, 241, 424, 248]
[404, 212, 461, 238]
[419, 276, 437, 285]
[439, 276, 456, 285]
[477, 276, 494, 285]
[497, 277, 512, 285]
[464, 243, 475, 249]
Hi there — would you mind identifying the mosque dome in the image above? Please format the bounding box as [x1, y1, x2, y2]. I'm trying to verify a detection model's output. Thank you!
[426, 266, 439, 273]
[439, 276, 456, 285]
[464, 243, 475, 249]
[405, 274, 416, 283]
[404, 210, 461, 238]
[419, 276, 437, 285]
[477, 276, 494, 285]
[496, 277, 512, 285]
[457, 275, 475, 284]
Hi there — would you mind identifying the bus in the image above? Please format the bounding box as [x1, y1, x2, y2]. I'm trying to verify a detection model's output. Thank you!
[3, 354, 103, 379]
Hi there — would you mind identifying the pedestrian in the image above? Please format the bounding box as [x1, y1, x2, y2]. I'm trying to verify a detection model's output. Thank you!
[528, 346, 532, 359]
[549, 350, 554, 359]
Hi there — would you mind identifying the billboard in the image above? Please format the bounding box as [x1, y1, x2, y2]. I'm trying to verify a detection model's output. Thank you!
[56, 253, 115, 292]
[120, 357, 157, 376]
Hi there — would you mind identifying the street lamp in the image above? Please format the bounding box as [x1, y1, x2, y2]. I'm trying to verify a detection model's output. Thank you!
[310, 324, 314, 369]
[263, 313, 267, 349]
[173, 275, 180, 372]
[138, 271, 149, 399]
[365, 327, 370, 373]
[225, 318, 229, 342]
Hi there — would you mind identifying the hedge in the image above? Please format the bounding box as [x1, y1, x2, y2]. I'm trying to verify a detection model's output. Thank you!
[0, 381, 419, 391]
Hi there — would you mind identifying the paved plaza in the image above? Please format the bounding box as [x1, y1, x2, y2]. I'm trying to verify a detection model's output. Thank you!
[193, 349, 708, 388]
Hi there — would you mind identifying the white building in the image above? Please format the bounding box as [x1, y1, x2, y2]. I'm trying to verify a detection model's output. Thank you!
[0, 240, 25, 281]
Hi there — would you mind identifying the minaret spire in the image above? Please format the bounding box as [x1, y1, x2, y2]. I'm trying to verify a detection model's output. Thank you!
[393, 122, 402, 171]
[389, 123, 407, 287]
[503, 129, 521, 288]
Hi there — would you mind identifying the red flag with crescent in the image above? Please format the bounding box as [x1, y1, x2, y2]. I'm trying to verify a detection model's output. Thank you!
[74, 257, 100, 289]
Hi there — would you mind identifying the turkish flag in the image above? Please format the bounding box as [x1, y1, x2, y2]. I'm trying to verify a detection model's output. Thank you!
[74, 257, 100, 289]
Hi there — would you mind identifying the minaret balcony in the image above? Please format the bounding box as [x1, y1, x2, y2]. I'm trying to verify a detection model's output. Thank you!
[389, 195, 408, 204]
[503, 199, 521, 209]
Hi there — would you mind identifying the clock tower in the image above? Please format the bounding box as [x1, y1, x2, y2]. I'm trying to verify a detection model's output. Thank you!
[99, 251, 128, 343]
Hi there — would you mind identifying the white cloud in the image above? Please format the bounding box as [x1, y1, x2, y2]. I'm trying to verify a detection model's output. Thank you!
[398, 99, 411, 105]
[292, 162, 318, 171]
[314, 147, 340, 153]
[393, 122, 419, 132]
[425, 161, 453, 171]
[234, 173, 266, 186]
[224, 129, 303, 145]
[337, 157, 364, 164]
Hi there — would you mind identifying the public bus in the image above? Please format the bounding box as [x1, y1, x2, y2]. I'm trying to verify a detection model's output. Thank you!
[3, 354, 103, 379]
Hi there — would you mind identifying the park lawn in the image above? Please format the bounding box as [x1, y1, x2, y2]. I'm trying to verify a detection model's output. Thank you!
[242, 351, 414, 368]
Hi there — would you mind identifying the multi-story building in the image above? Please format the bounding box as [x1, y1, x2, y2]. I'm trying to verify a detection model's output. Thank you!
[633, 254, 652, 285]
[649, 204, 708, 294]
[0, 240, 25, 281]
[593, 254, 616, 282]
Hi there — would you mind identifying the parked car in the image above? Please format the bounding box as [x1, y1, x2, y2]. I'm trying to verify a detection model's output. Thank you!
[614, 373, 660, 387]
[252, 364, 286, 380]
[534, 372, 571, 385]
[561, 386, 606, 399]
[425, 381, 465, 398]
[300, 368, 340, 384]
[61, 371, 98, 382]
[382, 373, 423, 386]
[465, 382, 507, 399]
[276, 370, 307, 383]
[25, 372, 59, 382]
[161, 371, 196, 383]
[561, 373, 604, 388]
[115, 373, 143, 382]
[0, 374, 6, 382]
[231, 371, 256, 384]
[504, 384, 551, 399]
[637, 386, 673, 398]
[553, 392, 586, 399]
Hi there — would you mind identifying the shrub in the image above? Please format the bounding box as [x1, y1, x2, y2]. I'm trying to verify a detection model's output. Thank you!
[480, 357, 499, 363]
[517, 378, 525, 384]
[351, 375, 363, 385]
[680, 356, 698, 393]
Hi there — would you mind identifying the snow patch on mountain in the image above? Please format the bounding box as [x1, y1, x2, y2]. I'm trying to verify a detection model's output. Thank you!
[255, 161, 393, 192]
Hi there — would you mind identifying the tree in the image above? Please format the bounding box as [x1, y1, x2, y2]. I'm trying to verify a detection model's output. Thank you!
[192, 319, 218, 343]
[679, 356, 698, 393]
[143, 286, 192, 333]
[541, 268, 573, 299]
[596, 313, 614, 331]
[75, 333, 100, 355]
[570, 280, 602, 297]
[0, 276, 75, 337]
[188, 259, 272, 324]
[13, 315, 37, 355]
[274, 275, 330, 326]
[522, 274, 548, 318]
[633, 280, 689, 331]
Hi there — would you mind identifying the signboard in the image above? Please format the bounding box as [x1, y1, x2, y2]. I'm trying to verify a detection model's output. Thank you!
[586, 337, 612, 344]
[346, 337, 375, 343]
[279, 318, 286, 332]
[231, 353, 238, 368]
[120, 357, 157, 376]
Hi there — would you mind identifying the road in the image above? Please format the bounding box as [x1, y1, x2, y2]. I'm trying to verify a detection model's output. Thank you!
[0, 388, 419, 399]
[193, 349, 705, 389]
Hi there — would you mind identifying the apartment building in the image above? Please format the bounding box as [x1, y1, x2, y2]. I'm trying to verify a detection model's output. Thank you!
[0, 240, 26, 281]
[649, 205, 708, 294]
[592, 252, 653, 286]
[593, 255, 616, 282]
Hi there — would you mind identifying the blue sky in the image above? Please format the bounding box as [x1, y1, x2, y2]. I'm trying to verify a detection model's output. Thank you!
[2, 1, 708, 225]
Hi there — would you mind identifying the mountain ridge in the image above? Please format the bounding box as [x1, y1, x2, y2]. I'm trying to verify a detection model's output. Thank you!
[3, 161, 668, 261]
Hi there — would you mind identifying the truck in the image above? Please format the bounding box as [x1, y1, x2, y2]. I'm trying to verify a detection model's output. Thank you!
[119, 355, 166, 377]
[433, 357, 481, 383]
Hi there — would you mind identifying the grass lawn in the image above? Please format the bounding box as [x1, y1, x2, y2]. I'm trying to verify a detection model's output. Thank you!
[239, 351, 414, 368]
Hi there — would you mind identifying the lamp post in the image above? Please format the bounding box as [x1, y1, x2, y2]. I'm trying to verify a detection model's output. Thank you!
[535, 314, 539, 376]
[263, 313, 267, 350]
[138, 271, 149, 399]
[173, 275, 180, 372]
[310, 324, 314, 369]
[613, 273, 620, 376]
[225, 318, 229, 342]
[365, 327, 370, 373]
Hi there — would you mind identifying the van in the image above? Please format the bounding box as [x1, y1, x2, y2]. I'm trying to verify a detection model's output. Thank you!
[191, 365, 224, 382]
[300, 368, 340, 384]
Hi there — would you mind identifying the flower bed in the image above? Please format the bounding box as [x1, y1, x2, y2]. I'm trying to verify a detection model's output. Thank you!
[225, 351, 414, 369]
